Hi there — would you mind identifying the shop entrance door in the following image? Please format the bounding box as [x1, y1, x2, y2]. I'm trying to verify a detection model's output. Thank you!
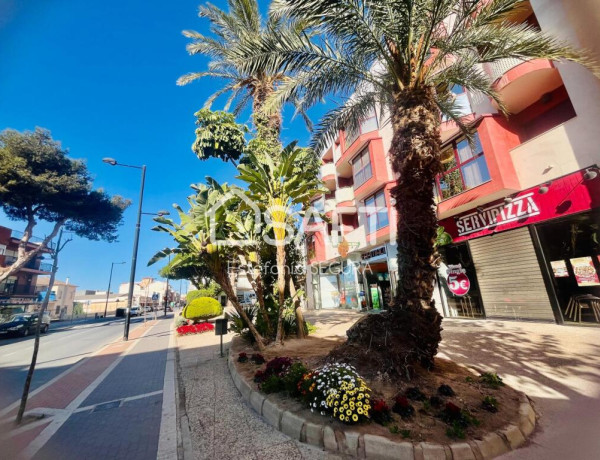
[437, 243, 485, 318]
[364, 262, 391, 310]
[536, 211, 600, 325]
[320, 274, 340, 309]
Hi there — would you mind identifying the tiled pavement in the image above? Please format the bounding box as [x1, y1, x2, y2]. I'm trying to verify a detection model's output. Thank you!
[177, 330, 346, 460]
[1, 315, 174, 460]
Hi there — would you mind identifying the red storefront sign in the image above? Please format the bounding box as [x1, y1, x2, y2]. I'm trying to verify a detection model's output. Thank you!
[439, 169, 600, 243]
[446, 264, 470, 296]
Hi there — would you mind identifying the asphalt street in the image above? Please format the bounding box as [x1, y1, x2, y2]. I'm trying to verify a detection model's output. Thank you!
[0, 316, 148, 411]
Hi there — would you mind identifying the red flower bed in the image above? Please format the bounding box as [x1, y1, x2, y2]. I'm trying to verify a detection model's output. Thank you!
[176, 322, 214, 336]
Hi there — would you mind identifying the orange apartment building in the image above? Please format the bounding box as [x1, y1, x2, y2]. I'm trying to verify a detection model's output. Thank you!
[304, 0, 600, 326]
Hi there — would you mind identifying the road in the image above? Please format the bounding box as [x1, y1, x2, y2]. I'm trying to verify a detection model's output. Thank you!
[0, 317, 146, 411]
[0, 314, 176, 459]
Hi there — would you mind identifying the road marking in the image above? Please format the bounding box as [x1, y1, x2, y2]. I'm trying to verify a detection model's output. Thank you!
[157, 320, 177, 460]
[21, 322, 159, 459]
[73, 390, 164, 414]
[0, 321, 143, 418]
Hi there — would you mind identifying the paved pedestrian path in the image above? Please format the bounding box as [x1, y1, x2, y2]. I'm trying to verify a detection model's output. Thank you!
[0, 315, 176, 460]
[177, 330, 346, 460]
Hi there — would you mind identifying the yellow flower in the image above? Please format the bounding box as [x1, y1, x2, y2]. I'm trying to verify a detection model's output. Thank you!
[357, 401, 362, 407]
[339, 414, 345, 421]
[352, 414, 358, 422]
[346, 410, 352, 416]
[334, 401, 339, 406]
[345, 416, 350, 422]
[357, 408, 363, 415]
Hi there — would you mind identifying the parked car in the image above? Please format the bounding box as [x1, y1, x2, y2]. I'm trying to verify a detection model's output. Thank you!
[0, 313, 51, 337]
[129, 306, 141, 317]
[144, 306, 154, 313]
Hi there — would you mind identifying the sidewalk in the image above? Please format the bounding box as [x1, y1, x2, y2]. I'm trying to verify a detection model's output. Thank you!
[176, 329, 345, 460]
[0, 314, 176, 460]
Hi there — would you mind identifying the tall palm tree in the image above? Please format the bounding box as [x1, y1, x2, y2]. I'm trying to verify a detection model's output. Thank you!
[177, 0, 308, 143]
[237, 142, 327, 344]
[150, 181, 268, 349]
[236, 0, 596, 371]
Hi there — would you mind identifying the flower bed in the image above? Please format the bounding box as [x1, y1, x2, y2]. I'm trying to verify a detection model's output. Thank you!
[176, 322, 214, 336]
[233, 337, 525, 445]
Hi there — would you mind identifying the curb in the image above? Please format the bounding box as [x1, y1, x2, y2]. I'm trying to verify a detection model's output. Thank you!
[227, 339, 537, 460]
[173, 331, 194, 460]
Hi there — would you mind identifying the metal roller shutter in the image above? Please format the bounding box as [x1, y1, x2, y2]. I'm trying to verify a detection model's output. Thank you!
[468, 227, 554, 321]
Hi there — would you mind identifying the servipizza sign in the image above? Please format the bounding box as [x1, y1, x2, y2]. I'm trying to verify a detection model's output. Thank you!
[439, 169, 600, 243]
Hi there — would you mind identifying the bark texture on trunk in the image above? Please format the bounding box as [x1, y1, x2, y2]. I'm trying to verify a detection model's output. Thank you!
[0, 218, 64, 284]
[240, 256, 271, 334]
[216, 270, 266, 351]
[288, 276, 306, 339]
[333, 88, 443, 376]
[16, 230, 62, 425]
[274, 244, 286, 344]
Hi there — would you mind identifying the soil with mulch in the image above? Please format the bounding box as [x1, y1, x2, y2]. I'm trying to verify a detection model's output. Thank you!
[233, 335, 523, 444]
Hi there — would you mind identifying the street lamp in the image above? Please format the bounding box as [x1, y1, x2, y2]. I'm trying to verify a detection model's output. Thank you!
[104, 261, 126, 318]
[103, 157, 146, 341]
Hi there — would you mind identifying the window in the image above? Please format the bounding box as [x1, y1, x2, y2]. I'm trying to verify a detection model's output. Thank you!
[364, 190, 389, 233]
[436, 133, 490, 199]
[345, 110, 378, 148]
[352, 148, 372, 188]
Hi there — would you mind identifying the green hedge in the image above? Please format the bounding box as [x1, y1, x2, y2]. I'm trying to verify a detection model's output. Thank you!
[183, 297, 223, 321]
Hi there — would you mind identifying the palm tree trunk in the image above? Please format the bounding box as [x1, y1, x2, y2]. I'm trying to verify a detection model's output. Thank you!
[288, 275, 306, 339]
[216, 270, 266, 351]
[387, 87, 444, 365]
[274, 244, 286, 344]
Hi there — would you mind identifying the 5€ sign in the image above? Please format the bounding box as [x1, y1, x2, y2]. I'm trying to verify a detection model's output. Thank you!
[446, 264, 470, 296]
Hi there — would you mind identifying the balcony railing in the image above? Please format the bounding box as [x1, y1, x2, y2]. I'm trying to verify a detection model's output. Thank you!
[335, 186, 355, 203]
[321, 162, 336, 178]
[486, 57, 524, 82]
[3, 255, 52, 272]
[9, 230, 56, 250]
[0, 284, 36, 296]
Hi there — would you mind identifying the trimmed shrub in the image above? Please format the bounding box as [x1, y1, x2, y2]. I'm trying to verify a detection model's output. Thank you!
[183, 297, 222, 321]
[185, 290, 203, 304]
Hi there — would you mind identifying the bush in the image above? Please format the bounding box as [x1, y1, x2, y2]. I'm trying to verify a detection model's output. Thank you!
[183, 297, 222, 322]
[194, 281, 222, 300]
[260, 374, 284, 394]
[438, 384, 455, 396]
[228, 306, 258, 343]
[482, 395, 499, 412]
[185, 290, 203, 304]
[479, 372, 504, 389]
[371, 399, 392, 425]
[392, 396, 415, 418]
[283, 362, 308, 397]
[405, 387, 426, 401]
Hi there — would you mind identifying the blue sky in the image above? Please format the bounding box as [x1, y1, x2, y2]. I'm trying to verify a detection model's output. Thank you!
[0, 0, 317, 291]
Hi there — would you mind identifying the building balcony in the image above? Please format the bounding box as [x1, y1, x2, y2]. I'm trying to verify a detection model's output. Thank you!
[324, 197, 337, 214]
[485, 58, 562, 114]
[0, 284, 36, 296]
[321, 162, 336, 190]
[508, 118, 579, 190]
[2, 255, 52, 273]
[335, 187, 356, 213]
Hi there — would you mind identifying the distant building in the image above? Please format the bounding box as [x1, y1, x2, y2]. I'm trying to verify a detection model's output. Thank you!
[0, 226, 53, 319]
[35, 277, 78, 320]
[73, 290, 128, 317]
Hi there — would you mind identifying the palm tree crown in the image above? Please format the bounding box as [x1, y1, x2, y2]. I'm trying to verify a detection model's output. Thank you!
[178, 0, 308, 135]
[234, 0, 596, 370]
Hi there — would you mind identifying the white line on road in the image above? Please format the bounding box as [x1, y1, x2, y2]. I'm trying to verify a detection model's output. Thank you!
[0, 326, 126, 418]
[21, 322, 159, 459]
